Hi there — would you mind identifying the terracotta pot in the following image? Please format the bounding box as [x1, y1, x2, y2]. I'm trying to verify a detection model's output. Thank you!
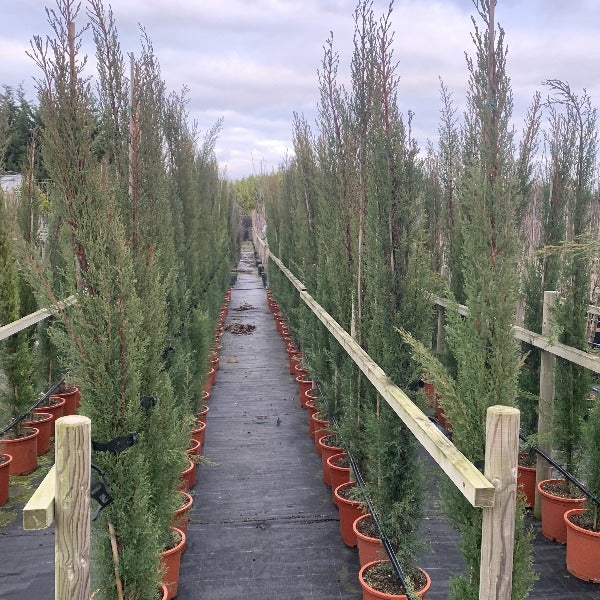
[358, 560, 431, 599]
[564, 508, 600, 583]
[203, 368, 215, 394]
[538, 479, 585, 543]
[22, 412, 53, 455]
[34, 396, 65, 430]
[161, 527, 186, 599]
[187, 438, 201, 456]
[52, 385, 80, 416]
[319, 436, 343, 486]
[191, 421, 206, 447]
[328, 452, 350, 496]
[294, 362, 308, 380]
[197, 405, 209, 425]
[312, 414, 332, 454]
[296, 376, 313, 408]
[179, 459, 196, 491]
[289, 353, 303, 375]
[211, 355, 220, 373]
[172, 491, 194, 538]
[334, 482, 366, 547]
[0, 454, 12, 506]
[202, 389, 210, 406]
[161, 584, 168, 599]
[306, 399, 318, 438]
[517, 454, 536, 508]
[354, 514, 386, 567]
[0, 427, 38, 475]
[209, 364, 217, 388]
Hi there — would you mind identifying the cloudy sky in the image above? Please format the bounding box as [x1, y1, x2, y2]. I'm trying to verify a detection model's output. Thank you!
[1, 0, 599, 179]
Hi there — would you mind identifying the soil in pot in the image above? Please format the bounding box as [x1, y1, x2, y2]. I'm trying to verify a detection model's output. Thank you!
[354, 514, 386, 567]
[565, 507, 600, 583]
[319, 435, 343, 486]
[52, 384, 80, 416]
[538, 479, 585, 543]
[0, 427, 38, 475]
[0, 454, 12, 506]
[334, 482, 366, 547]
[359, 560, 431, 599]
[34, 397, 65, 430]
[22, 412, 53, 456]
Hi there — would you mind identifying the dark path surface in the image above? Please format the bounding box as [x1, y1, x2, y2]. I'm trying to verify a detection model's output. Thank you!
[177, 248, 362, 600]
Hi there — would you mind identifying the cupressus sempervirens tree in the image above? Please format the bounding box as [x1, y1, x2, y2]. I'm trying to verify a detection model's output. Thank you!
[401, 1, 535, 598]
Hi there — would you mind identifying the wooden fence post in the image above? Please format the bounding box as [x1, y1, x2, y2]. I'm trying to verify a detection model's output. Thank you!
[534, 290, 557, 519]
[55, 415, 91, 600]
[479, 405, 520, 600]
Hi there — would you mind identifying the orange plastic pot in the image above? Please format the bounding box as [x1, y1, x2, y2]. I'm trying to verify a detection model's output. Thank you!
[306, 399, 318, 437]
[319, 436, 343, 486]
[354, 514, 386, 567]
[334, 482, 366, 547]
[52, 385, 80, 416]
[517, 459, 536, 508]
[296, 376, 313, 408]
[187, 438, 201, 456]
[22, 412, 53, 455]
[0, 454, 12, 506]
[179, 459, 196, 491]
[204, 368, 215, 394]
[565, 508, 600, 583]
[197, 405, 209, 425]
[538, 479, 585, 543]
[161, 584, 168, 599]
[358, 560, 431, 599]
[294, 362, 308, 380]
[312, 414, 332, 454]
[327, 452, 350, 496]
[289, 354, 302, 375]
[161, 527, 186, 599]
[191, 421, 206, 447]
[172, 491, 194, 539]
[202, 389, 210, 405]
[35, 396, 65, 430]
[0, 427, 38, 475]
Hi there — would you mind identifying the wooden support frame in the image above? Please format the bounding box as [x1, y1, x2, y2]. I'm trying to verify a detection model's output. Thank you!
[268, 250, 495, 508]
[0, 295, 77, 341]
[434, 296, 600, 374]
[23, 465, 56, 530]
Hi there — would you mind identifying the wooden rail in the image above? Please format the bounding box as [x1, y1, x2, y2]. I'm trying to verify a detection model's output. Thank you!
[434, 296, 600, 373]
[0, 295, 77, 341]
[265, 246, 495, 508]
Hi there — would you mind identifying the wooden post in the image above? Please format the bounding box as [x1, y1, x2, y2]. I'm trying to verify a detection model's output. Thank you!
[534, 290, 557, 519]
[55, 416, 91, 600]
[479, 405, 520, 600]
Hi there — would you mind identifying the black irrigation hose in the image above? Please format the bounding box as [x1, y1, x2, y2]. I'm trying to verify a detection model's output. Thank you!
[519, 432, 600, 507]
[0, 376, 65, 437]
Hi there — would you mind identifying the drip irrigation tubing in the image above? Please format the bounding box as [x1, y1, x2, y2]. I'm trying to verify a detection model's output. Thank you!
[519, 433, 600, 507]
[325, 405, 419, 600]
[0, 376, 65, 437]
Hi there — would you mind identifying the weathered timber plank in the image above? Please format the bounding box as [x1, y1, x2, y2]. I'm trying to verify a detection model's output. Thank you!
[434, 296, 600, 373]
[0, 296, 77, 341]
[23, 465, 56, 530]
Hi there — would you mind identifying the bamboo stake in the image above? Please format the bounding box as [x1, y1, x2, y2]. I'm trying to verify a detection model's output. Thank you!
[108, 522, 124, 600]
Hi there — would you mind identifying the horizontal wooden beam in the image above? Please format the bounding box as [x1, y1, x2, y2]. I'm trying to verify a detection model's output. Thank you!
[23, 465, 55, 530]
[433, 297, 600, 374]
[0, 296, 77, 341]
[265, 248, 495, 508]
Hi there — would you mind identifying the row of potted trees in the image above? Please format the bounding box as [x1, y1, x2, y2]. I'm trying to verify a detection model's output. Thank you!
[267, 289, 430, 599]
[162, 287, 231, 599]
